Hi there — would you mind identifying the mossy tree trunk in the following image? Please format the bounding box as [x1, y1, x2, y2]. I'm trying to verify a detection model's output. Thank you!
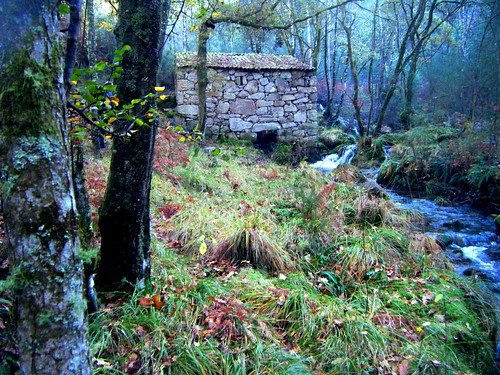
[401, 51, 418, 130]
[0, 1, 91, 373]
[97, 0, 163, 291]
[196, 21, 210, 136]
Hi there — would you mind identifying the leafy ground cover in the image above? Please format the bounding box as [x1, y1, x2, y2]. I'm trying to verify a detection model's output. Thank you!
[87, 128, 497, 374]
[0, 126, 497, 374]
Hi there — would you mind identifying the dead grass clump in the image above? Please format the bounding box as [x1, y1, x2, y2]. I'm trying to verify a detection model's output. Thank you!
[409, 233, 442, 254]
[211, 228, 296, 274]
[331, 165, 366, 184]
[354, 197, 390, 226]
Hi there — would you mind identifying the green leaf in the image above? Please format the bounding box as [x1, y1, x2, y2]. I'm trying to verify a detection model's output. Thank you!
[179, 136, 186, 143]
[103, 110, 116, 119]
[82, 94, 96, 103]
[434, 294, 443, 303]
[59, 3, 70, 15]
[211, 148, 221, 156]
[95, 61, 107, 71]
[195, 7, 208, 19]
[86, 82, 99, 94]
[72, 131, 86, 139]
[135, 118, 144, 126]
[103, 84, 116, 92]
[123, 104, 134, 110]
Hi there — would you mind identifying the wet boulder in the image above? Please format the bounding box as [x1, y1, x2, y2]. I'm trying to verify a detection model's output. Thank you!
[485, 244, 500, 261]
[443, 220, 465, 231]
[436, 233, 454, 247]
[360, 180, 388, 199]
[445, 245, 471, 264]
[463, 268, 493, 281]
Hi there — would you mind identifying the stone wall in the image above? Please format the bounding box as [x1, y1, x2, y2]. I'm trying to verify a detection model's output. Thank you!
[175, 67, 318, 144]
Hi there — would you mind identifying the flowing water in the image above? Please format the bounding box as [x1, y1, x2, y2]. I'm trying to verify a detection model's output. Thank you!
[310, 144, 357, 172]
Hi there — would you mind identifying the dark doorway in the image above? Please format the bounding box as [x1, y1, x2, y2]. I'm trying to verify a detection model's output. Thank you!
[254, 130, 278, 155]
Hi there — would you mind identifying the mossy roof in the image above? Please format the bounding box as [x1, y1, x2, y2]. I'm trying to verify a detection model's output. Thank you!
[175, 52, 314, 71]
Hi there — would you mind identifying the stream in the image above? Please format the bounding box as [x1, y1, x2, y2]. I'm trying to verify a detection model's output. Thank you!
[312, 147, 499, 288]
[312, 146, 500, 361]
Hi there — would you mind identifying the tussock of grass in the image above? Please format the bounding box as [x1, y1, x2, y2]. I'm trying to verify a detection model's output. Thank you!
[212, 228, 296, 274]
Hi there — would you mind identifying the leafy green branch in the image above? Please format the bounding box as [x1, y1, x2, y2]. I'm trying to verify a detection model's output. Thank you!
[67, 45, 167, 139]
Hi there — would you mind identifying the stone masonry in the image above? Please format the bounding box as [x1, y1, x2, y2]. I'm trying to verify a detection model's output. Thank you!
[175, 52, 318, 144]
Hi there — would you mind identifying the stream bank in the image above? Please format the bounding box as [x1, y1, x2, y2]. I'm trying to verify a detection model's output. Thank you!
[312, 146, 500, 365]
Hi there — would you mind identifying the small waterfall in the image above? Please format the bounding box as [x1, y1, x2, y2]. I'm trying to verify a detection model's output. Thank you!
[383, 145, 392, 161]
[311, 144, 357, 173]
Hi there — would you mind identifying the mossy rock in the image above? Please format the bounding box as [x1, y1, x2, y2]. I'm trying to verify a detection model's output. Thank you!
[319, 128, 356, 150]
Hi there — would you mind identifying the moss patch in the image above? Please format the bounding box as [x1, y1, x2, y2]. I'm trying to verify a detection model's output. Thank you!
[0, 52, 60, 138]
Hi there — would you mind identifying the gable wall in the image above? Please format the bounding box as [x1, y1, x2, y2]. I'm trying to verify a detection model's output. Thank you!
[175, 67, 318, 143]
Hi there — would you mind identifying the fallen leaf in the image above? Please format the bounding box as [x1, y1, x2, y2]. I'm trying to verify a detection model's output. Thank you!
[434, 293, 444, 303]
[199, 241, 207, 255]
[135, 325, 147, 336]
[152, 294, 165, 309]
[398, 359, 410, 375]
[138, 296, 154, 307]
[125, 352, 142, 374]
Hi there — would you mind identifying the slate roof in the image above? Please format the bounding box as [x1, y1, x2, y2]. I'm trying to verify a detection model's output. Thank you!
[175, 52, 314, 71]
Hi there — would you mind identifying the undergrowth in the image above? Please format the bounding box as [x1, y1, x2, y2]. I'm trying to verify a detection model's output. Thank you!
[377, 123, 499, 210]
[85, 130, 497, 374]
[1, 125, 496, 374]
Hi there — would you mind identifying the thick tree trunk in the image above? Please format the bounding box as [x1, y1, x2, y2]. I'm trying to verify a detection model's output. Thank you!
[97, 0, 163, 291]
[0, 1, 91, 373]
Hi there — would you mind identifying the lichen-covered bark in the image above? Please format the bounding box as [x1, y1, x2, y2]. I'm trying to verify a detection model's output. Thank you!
[0, 1, 91, 373]
[196, 21, 209, 136]
[97, 0, 163, 291]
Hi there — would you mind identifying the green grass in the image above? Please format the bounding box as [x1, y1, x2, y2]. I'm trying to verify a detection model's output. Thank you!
[81, 137, 498, 374]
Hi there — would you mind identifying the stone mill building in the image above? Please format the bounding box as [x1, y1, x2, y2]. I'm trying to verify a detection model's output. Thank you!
[174, 52, 318, 144]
